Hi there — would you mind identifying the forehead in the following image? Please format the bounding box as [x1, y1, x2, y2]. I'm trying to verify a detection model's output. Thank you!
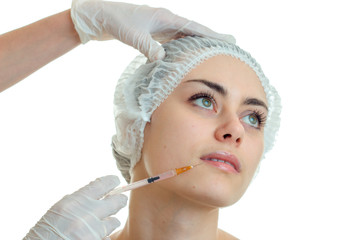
[181, 55, 267, 103]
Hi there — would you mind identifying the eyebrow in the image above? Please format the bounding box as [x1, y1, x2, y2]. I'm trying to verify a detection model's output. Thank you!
[185, 79, 268, 111]
[185, 79, 227, 96]
[244, 97, 268, 111]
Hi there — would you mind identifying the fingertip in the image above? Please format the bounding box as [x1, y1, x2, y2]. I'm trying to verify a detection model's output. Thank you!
[200, 32, 236, 44]
[149, 47, 166, 62]
[98, 193, 128, 219]
[78, 175, 121, 199]
[103, 217, 121, 236]
[138, 34, 166, 62]
[179, 20, 236, 44]
[221, 34, 236, 44]
[98, 175, 120, 188]
[104, 193, 128, 211]
[115, 193, 128, 207]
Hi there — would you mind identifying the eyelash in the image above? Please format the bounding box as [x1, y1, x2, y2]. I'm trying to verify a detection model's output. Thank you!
[248, 109, 267, 129]
[188, 91, 217, 111]
[188, 91, 267, 129]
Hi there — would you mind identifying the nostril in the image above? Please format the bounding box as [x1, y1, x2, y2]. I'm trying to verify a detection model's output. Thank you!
[223, 133, 241, 143]
[223, 134, 231, 139]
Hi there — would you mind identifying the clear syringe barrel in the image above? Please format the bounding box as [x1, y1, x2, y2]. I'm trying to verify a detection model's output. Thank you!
[109, 169, 177, 195]
[106, 165, 194, 197]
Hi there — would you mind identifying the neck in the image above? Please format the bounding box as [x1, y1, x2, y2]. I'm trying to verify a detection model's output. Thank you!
[116, 183, 220, 240]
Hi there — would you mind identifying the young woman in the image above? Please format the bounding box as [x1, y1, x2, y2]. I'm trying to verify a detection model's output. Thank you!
[109, 36, 281, 239]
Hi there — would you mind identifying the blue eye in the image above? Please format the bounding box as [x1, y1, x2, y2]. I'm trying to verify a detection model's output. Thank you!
[242, 113, 260, 128]
[241, 111, 267, 129]
[188, 92, 216, 111]
[193, 97, 214, 110]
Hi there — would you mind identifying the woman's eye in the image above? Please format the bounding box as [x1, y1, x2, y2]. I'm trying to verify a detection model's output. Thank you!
[242, 114, 259, 128]
[193, 97, 214, 110]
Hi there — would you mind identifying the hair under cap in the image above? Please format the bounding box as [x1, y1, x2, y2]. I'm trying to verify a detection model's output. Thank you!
[112, 36, 281, 183]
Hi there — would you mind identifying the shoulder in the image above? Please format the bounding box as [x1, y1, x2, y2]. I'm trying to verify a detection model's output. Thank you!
[218, 229, 239, 240]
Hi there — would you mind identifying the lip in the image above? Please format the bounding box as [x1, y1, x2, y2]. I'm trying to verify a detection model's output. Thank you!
[200, 151, 241, 173]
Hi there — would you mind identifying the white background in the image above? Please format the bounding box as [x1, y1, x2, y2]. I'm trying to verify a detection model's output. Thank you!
[1, 0, 360, 239]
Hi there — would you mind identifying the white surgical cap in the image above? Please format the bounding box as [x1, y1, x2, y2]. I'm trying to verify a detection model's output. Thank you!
[112, 36, 281, 183]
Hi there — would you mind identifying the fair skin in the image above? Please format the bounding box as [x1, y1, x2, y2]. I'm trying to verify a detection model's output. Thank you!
[0, 10, 80, 92]
[112, 55, 269, 240]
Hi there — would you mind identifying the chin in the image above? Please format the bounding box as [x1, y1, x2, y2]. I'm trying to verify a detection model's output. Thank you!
[177, 180, 245, 209]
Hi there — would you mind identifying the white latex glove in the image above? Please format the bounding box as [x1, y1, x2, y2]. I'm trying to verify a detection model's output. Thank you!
[24, 175, 127, 240]
[71, 0, 236, 61]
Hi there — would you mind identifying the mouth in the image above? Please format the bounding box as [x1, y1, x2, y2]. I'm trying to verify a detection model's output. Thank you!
[200, 151, 241, 173]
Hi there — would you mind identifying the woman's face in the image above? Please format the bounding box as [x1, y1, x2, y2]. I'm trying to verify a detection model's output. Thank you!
[134, 55, 268, 207]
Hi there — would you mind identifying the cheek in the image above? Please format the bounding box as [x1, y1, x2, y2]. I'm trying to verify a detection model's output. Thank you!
[142, 109, 209, 173]
[243, 135, 264, 172]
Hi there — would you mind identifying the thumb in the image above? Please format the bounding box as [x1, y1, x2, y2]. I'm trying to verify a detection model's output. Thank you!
[137, 33, 166, 62]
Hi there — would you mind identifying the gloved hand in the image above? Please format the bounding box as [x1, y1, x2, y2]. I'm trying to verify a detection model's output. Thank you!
[71, 0, 236, 61]
[24, 175, 127, 240]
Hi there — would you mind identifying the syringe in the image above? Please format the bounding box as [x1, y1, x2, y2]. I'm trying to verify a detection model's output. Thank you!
[107, 164, 198, 196]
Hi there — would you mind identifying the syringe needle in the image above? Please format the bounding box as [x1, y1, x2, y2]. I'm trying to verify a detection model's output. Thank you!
[107, 164, 198, 196]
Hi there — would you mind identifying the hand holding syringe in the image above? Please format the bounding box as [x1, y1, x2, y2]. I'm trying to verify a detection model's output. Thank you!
[23, 165, 201, 240]
[107, 164, 201, 196]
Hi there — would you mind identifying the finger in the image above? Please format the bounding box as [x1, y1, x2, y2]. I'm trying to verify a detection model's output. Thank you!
[178, 20, 236, 44]
[150, 8, 236, 44]
[134, 32, 166, 62]
[76, 175, 120, 199]
[160, 10, 236, 44]
[149, 46, 166, 62]
[103, 217, 121, 236]
[96, 194, 128, 219]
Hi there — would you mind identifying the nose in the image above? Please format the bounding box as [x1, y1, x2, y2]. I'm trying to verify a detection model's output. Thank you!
[214, 113, 244, 145]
